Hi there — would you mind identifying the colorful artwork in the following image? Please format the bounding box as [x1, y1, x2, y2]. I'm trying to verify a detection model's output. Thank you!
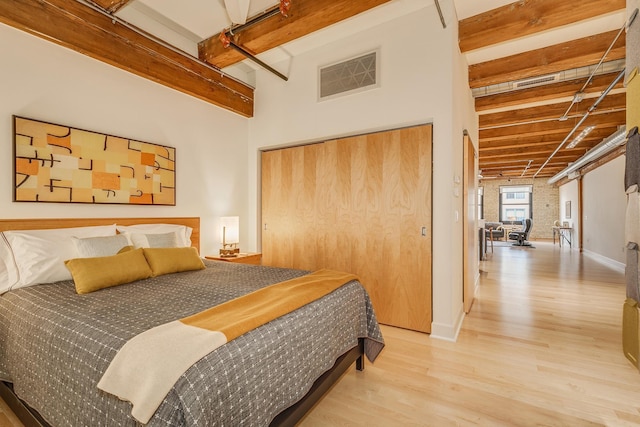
[13, 116, 175, 205]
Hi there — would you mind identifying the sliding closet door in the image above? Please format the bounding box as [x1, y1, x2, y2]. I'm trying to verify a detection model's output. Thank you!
[321, 125, 432, 333]
[359, 126, 430, 332]
[261, 124, 432, 333]
[261, 144, 324, 270]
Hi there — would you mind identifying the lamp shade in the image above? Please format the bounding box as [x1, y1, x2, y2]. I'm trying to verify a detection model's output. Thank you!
[220, 216, 239, 244]
[224, 0, 251, 25]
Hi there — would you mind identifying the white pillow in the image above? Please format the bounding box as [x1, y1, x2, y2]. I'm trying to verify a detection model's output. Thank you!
[2, 225, 117, 291]
[72, 234, 130, 258]
[0, 234, 19, 294]
[116, 224, 192, 247]
[124, 231, 179, 249]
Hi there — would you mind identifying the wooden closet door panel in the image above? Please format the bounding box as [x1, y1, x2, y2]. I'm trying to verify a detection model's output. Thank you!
[322, 125, 432, 333]
[261, 149, 287, 267]
[407, 125, 432, 332]
[320, 136, 368, 274]
[298, 145, 325, 270]
[261, 144, 323, 269]
[363, 126, 432, 332]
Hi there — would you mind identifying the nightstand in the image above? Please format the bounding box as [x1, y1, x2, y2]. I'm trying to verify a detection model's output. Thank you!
[205, 253, 262, 265]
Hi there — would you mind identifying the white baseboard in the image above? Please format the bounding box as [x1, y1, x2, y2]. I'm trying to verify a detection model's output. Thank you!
[430, 305, 465, 342]
[582, 249, 625, 273]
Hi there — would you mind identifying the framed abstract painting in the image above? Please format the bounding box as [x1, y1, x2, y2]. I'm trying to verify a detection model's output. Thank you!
[13, 116, 175, 205]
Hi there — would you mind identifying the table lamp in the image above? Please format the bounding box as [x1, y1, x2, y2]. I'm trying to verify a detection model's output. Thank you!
[220, 216, 240, 257]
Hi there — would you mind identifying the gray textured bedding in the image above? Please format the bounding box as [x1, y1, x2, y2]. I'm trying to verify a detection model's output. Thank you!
[0, 260, 384, 426]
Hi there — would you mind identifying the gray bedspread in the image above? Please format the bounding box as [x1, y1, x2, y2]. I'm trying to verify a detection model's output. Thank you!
[0, 260, 384, 426]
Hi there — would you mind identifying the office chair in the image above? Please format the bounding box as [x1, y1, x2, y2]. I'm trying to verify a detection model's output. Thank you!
[508, 218, 533, 246]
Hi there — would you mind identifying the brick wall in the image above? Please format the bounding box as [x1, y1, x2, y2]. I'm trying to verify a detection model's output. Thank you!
[480, 178, 559, 239]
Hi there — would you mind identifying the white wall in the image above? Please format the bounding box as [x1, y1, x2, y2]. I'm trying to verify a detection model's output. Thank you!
[559, 178, 580, 248]
[559, 156, 626, 265]
[449, 2, 480, 339]
[0, 23, 249, 256]
[582, 156, 626, 265]
[1, 0, 479, 340]
[247, 0, 478, 340]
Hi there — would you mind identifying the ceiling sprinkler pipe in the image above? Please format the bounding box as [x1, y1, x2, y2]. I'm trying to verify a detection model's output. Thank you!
[547, 128, 627, 184]
[534, 68, 626, 178]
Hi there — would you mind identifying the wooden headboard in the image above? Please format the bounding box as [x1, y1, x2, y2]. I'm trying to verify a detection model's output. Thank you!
[0, 217, 200, 252]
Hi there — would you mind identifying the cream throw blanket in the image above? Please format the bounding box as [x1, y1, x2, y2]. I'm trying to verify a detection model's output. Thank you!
[97, 269, 358, 424]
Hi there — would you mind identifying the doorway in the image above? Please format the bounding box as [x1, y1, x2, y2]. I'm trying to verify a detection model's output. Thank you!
[463, 132, 477, 313]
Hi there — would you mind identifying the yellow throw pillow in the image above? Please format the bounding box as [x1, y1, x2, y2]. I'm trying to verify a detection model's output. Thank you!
[65, 248, 152, 294]
[143, 247, 205, 277]
[118, 245, 134, 253]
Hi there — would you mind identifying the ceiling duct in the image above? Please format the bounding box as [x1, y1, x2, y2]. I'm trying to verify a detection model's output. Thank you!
[547, 127, 627, 184]
[514, 74, 559, 89]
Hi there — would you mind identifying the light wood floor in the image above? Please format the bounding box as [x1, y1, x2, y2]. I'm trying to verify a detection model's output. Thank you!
[301, 241, 640, 426]
[1, 241, 639, 426]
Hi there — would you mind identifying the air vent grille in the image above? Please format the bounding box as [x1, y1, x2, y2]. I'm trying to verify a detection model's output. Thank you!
[514, 74, 559, 89]
[319, 51, 378, 100]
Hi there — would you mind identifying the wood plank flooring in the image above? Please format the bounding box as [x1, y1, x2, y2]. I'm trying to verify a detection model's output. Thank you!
[1, 241, 638, 426]
[301, 242, 640, 426]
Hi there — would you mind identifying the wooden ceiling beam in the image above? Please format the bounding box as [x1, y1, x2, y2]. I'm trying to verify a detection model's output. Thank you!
[480, 162, 564, 170]
[481, 141, 563, 153]
[469, 30, 626, 88]
[480, 163, 566, 174]
[481, 143, 603, 161]
[479, 110, 626, 141]
[459, 0, 625, 53]
[481, 152, 578, 164]
[481, 149, 567, 161]
[1, 0, 254, 117]
[475, 71, 625, 112]
[479, 127, 619, 151]
[199, 0, 392, 69]
[88, 0, 133, 13]
[479, 93, 626, 128]
[479, 163, 568, 178]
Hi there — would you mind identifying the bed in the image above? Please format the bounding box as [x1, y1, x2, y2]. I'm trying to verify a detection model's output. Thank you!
[0, 217, 384, 426]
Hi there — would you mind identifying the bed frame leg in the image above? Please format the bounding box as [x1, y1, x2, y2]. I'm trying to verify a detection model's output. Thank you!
[356, 338, 365, 371]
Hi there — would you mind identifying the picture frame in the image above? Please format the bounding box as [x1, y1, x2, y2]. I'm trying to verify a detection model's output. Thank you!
[565, 201, 571, 219]
[13, 116, 175, 205]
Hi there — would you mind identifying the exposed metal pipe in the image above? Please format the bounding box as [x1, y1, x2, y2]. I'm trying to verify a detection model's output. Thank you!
[229, 42, 288, 81]
[222, 6, 289, 81]
[434, 0, 446, 29]
[77, 0, 251, 92]
[559, 8, 638, 120]
[520, 160, 533, 177]
[480, 107, 626, 131]
[547, 127, 627, 184]
[533, 68, 626, 178]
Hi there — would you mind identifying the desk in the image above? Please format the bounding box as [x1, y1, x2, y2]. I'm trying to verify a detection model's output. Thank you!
[552, 226, 572, 248]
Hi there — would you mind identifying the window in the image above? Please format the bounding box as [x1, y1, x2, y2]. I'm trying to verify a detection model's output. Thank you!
[499, 185, 532, 222]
